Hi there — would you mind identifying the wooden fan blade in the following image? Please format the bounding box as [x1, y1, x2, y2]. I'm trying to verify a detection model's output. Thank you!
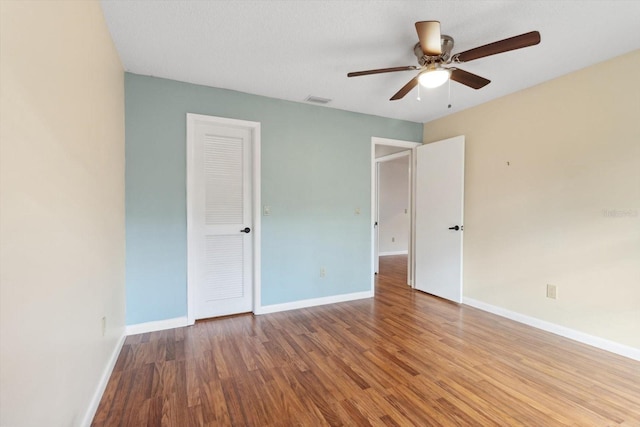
[450, 68, 491, 89]
[456, 31, 540, 63]
[390, 75, 420, 101]
[415, 21, 442, 56]
[347, 66, 418, 78]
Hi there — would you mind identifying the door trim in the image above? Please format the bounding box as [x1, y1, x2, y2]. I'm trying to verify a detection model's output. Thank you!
[371, 137, 421, 292]
[186, 113, 261, 325]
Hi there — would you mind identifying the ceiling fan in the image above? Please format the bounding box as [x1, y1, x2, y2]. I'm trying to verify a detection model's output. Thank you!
[347, 21, 540, 101]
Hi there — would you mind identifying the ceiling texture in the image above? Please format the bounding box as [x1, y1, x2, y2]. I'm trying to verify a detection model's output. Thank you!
[100, 0, 640, 124]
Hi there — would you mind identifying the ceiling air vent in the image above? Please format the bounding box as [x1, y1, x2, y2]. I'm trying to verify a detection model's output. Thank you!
[305, 95, 332, 105]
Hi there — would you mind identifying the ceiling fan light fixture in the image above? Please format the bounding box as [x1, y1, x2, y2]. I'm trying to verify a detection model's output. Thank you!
[418, 67, 450, 88]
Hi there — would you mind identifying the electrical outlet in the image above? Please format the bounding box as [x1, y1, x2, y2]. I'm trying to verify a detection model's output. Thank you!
[320, 267, 326, 278]
[101, 316, 107, 336]
[546, 284, 557, 299]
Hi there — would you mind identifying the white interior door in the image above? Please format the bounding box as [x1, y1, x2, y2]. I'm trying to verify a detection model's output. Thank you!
[187, 114, 254, 320]
[414, 135, 464, 303]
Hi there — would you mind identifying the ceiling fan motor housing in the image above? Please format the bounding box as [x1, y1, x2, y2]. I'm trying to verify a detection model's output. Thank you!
[415, 35, 455, 66]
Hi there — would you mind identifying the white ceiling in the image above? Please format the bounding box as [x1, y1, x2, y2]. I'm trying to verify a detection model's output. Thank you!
[100, 1, 640, 124]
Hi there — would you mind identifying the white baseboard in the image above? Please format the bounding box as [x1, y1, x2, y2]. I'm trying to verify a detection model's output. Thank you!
[80, 331, 126, 427]
[125, 316, 189, 336]
[379, 250, 408, 256]
[255, 290, 374, 315]
[463, 297, 640, 362]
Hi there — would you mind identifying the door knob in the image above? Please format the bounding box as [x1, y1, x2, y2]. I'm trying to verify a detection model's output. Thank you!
[448, 225, 460, 231]
[240, 227, 251, 233]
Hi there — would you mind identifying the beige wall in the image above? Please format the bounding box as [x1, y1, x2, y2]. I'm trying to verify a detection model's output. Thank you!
[424, 50, 640, 349]
[0, 1, 125, 426]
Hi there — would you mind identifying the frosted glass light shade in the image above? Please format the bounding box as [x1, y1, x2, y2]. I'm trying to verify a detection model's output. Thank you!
[418, 69, 450, 88]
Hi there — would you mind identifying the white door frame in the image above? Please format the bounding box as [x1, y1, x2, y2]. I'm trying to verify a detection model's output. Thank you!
[186, 113, 261, 325]
[370, 137, 421, 291]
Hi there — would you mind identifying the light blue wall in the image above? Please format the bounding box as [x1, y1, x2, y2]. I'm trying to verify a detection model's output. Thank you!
[125, 73, 422, 325]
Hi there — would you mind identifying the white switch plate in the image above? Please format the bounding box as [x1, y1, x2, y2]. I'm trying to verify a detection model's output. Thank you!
[354, 208, 361, 215]
[263, 205, 271, 216]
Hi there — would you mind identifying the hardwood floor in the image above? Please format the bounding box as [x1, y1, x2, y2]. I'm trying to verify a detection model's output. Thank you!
[93, 255, 640, 426]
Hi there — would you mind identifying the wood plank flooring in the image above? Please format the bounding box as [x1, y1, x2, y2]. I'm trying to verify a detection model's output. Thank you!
[93, 255, 640, 426]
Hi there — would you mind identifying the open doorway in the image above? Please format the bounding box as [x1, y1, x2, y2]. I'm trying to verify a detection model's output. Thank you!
[371, 137, 420, 291]
[377, 152, 410, 261]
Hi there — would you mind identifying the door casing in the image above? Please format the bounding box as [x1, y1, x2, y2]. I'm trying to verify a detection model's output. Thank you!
[371, 137, 420, 290]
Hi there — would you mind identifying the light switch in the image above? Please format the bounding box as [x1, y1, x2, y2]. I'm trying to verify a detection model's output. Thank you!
[355, 208, 361, 215]
[263, 205, 271, 216]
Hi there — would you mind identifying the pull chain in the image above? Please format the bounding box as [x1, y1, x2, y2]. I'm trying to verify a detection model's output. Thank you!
[447, 78, 452, 109]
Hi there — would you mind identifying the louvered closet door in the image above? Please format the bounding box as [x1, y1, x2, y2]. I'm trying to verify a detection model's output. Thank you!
[190, 118, 253, 319]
